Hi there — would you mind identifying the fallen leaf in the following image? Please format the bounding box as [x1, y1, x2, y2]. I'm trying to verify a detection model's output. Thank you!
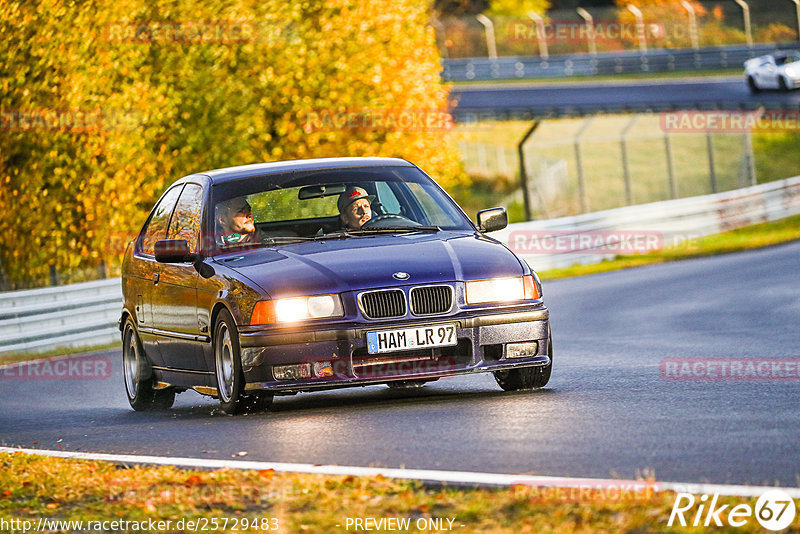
[233, 451, 247, 457]
[258, 469, 274, 481]
[46, 503, 58, 509]
[185, 475, 203, 486]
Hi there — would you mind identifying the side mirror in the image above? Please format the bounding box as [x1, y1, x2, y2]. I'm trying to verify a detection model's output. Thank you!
[476, 207, 508, 233]
[154, 239, 196, 263]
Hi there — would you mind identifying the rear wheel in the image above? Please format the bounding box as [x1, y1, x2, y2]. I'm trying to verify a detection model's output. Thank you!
[122, 318, 175, 411]
[494, 331, 553, 391]
[747, 76, 760, 93]
[214, 309, 273, 415]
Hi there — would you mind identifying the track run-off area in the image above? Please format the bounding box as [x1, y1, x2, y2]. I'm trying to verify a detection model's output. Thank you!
[2, 240, 799, 492]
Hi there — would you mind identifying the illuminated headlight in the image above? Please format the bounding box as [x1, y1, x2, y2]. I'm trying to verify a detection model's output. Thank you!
[465, 275, 539, 305]
[250, 295, 343, 325]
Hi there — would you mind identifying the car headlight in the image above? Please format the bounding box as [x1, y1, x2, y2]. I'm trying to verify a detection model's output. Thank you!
[250, 294, 344, 325]
[465, 275, 539, 305]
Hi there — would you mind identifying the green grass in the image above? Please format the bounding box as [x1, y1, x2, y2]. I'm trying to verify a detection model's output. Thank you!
[539, 213, 800, 280]
[1, 452, 792, 533]
[753, 131, 800, 183]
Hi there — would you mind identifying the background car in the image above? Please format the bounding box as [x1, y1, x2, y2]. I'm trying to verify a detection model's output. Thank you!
[745, 51, 800, 92]
[120, 157, 551, 414]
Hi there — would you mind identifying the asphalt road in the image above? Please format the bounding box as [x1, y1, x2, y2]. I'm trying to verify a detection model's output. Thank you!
[2, 241, 799, 486]
[450, 76, 800, 118]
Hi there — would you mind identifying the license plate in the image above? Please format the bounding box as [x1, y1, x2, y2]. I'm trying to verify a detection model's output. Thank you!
[367, 324, 457, 354]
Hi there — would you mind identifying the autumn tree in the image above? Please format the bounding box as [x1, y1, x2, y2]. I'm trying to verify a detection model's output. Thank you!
[0, 0, 464, 288]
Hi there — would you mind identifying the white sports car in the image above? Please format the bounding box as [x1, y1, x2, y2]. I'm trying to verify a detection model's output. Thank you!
[745, 51, 800, 92]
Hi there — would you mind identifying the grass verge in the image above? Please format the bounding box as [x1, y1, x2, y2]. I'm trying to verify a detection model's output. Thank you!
[0, 452, 788, 533]
[539, 214, 800, 280]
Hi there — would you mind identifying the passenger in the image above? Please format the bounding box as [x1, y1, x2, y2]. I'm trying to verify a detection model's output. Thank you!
[337, 186, 376, 229]
[216, 197, 255, 245]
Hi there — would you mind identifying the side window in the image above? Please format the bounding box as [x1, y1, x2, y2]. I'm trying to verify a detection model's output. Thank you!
[375, 181, 402, 215]
[139, 186, 183, 256]
[406, 182, 461, 227]
[168, 184, 204, 253]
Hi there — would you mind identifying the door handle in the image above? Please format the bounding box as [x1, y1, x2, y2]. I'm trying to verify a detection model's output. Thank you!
[152, 272, 159, 284]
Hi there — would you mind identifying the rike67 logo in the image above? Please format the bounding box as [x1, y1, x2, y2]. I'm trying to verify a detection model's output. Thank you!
[668, 490, 797, 531]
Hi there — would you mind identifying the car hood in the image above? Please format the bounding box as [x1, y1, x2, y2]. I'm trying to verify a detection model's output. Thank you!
[216, 231, 524, 298]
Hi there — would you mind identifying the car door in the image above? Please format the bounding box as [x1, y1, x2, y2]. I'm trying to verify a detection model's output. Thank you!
[134, 185, 184, 365]
[756, 58, 778, 88]
[151, 182, 208, 371]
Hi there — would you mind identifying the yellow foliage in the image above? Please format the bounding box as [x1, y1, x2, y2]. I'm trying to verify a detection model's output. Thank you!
[0, 0, 464, 288]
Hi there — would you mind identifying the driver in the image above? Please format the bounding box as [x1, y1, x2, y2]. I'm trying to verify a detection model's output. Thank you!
[216, 196, 255, 245]
[337, 186, 376, 229]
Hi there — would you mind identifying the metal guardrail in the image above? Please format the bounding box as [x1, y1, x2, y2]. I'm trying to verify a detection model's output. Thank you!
[1, 175, 798, 356]
[442, 42, 800, 82]
[494, 175, 800, 270]
[0, 278, 121, 356]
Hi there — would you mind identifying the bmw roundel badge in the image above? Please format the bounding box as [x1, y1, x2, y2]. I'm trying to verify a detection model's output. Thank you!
[393, 272, 410, 281]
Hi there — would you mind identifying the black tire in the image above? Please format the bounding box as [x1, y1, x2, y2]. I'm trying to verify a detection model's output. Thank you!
[779, 76, 789, 92]
[214, 309, 273, 415]
[747, 76, 760, 94]
[122, 318, 175, 411]
[494, 331, 553, 391]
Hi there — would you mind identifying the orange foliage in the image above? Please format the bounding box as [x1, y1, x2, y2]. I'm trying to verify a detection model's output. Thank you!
[0, 0, 464, 288]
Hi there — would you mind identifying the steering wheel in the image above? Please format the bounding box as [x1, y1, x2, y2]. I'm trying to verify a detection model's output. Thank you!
[361, 214, 421, 228]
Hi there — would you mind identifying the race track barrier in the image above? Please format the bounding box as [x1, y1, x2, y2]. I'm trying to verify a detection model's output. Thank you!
[1, 175, 798, 355]
[495, 175, 800, 270]
[0, 278, 121, 356]
[441, 42, 800, 82]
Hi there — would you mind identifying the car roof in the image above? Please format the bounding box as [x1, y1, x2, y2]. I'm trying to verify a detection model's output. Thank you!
[196, 157, 416, 185]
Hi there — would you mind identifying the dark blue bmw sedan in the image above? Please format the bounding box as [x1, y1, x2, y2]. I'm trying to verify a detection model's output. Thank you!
[120, 157, 551, 414]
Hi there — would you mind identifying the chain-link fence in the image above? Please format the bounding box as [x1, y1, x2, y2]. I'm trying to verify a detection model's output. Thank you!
[457, 113, 760, 219]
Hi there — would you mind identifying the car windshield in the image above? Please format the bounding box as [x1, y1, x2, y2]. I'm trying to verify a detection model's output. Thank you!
[210, 165, 474, 251]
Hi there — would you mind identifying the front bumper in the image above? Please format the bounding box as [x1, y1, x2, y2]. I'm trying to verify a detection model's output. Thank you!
[238, 306, 550, 393]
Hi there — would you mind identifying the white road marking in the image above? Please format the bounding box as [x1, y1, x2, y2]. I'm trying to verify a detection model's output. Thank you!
[2, 446, 797, 498]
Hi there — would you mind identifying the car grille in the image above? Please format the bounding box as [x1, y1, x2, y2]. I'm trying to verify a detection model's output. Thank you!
[410, 285, 452, 315]
[359, 289, 406, 319]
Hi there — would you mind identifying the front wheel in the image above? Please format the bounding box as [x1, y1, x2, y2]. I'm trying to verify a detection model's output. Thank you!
[214, 309, 273, 415]
[747, 76, 760, 94]
[494, 331, 553, 391]
[779, 76, 789, 92]
[122, 318, 175, 411]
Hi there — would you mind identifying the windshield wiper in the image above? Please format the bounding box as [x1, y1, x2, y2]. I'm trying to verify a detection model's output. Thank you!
[348, 226, 441, 234]
[312, 231, 357, 241]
